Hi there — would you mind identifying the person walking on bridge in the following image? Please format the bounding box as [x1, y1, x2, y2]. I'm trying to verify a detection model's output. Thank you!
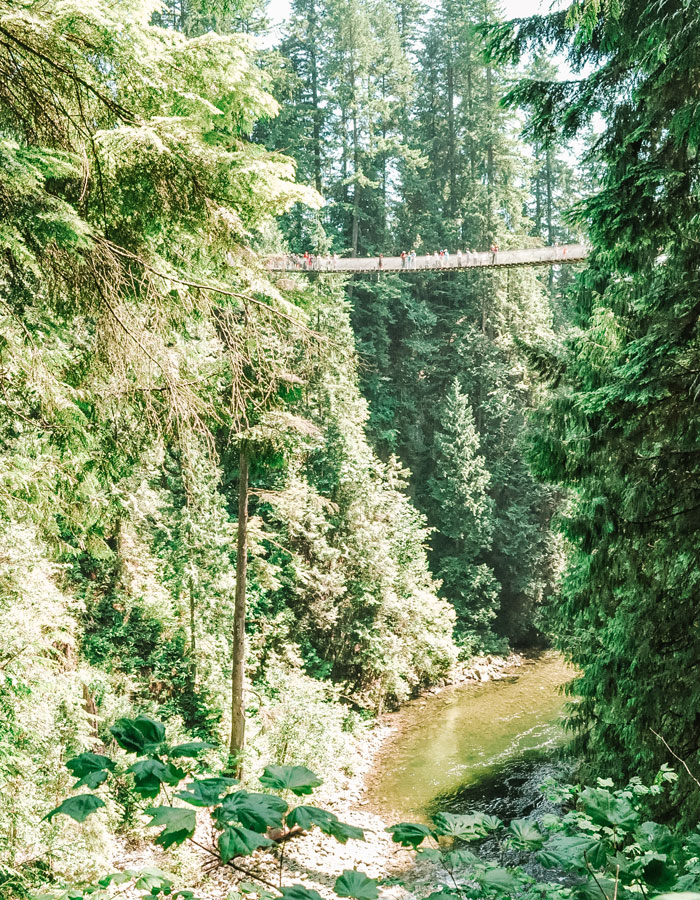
[378, 253, 384, 270]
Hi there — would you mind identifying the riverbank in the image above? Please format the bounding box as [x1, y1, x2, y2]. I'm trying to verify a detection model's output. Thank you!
[117, 652, 561, 900]
[196, 652, 533, 898]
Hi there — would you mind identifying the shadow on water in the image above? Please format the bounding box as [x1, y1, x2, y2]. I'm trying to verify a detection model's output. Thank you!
[369, 652, 574, 822]
[429, 748, 571, 821]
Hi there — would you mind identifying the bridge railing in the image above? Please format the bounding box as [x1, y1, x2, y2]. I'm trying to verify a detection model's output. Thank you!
[265, 244, 588, 273]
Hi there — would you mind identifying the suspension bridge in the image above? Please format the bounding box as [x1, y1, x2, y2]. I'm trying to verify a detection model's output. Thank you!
[266, 243, 587, 273]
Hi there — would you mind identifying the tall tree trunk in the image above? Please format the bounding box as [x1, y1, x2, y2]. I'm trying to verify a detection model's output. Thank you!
[309, 2, 322, 194]
[381, 72, 388, 246]
[447, 37, 457, 217]
[546, 144, 554, 292]
[485, 61, 494, 240]
[352, 122, 360, 255]
[189, 575, 197, 686]
[534, 145, 542, 236]
[351, 53, 360, 256]
[227, 448, 249, 777]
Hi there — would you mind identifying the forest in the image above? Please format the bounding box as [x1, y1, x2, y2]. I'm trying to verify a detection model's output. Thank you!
[1, 0, 700, 898]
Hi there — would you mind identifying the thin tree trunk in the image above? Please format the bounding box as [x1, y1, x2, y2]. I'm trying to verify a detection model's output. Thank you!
[534, 145, 542, 236]
[189, 575, 197, 686]
[228, 448, 249, 777]
[546, 144, 554, 292]
[352, 106, 360, 255]
[350, 34, 360, 256]
[447, 44, 457, 217]
[309, 2, 322, 194]
[486, 61, 494, 239]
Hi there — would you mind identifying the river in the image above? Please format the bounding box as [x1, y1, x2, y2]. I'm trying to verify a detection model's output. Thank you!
[368, 652, 574, 823]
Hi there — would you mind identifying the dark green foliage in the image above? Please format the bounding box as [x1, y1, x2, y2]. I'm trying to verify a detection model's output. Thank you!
[492, 0, 700, 818]
[334, 870, 379, 900]
[111, 717, 166, 755]
[218, 826, 274, 862]
[258, 765, 323, 795]
[215, 790, 288, 832]
[39, 760, 700, 900]
[45, 796, 106, 823]
[280, 887, 325, 900]
[432, 812, 502, 840]
[145, 807, 197, 849]
[380, 768, 697, 900]
[386, 822, 433, 848]
[506, 818, 544, 850]
[127, 760, 185, 798]
[261, 0, 571, 651]
[175, 777, 238, 807]
[168, 742, 216, 759]
[44, 717, 367, 896]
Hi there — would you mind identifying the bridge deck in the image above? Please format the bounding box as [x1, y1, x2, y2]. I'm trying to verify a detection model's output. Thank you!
[267, 243, 587, 273]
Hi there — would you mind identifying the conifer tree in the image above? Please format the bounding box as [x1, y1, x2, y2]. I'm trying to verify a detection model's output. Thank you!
[428, 380, 500, 642]
[488, 0, 700, 815]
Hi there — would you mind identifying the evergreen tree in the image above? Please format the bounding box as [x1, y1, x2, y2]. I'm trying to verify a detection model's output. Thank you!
[489, 0, 700, 816]
[428, 380, 500, 643]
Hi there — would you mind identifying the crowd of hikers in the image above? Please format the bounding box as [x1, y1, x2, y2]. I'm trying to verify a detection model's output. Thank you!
[289, 245, 503, 271]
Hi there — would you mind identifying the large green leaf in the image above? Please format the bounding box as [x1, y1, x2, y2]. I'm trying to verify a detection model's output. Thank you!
[422, 892, 462, 900]
[286, 805, 338, 831]
[144, 806, 196, 849]
[537, 834, 608, 873]
[77, 769, 110, 790]
[168, 741, 216, 759]
[386, 823, 433, 848]
[334, 870, 379, 900]
[477, 867, 523, 894]
[279, 887, 324, 900]
[110, 720, 142, 754]
[577, 877, 625, 900]
[433, 812, 502, 841]
[507, 818, 545, 849]
[328, 820, 365, 844]
[110, 716, 166, 755]
[216, 790, 288, 832]
[45, 794, 105, 823]
[442, 848, 481, 868]
[133, 868, 173, 893]
[218, 825, 274, 862]
[176, 777, 238, 807]
[67, 753, 115, 777]
[97, 872, 136, 887]
[127, 760, 184, 798]
[579, 787, 639, 830]
[67, 753, 116, 790]
[259, 765, 323, 796]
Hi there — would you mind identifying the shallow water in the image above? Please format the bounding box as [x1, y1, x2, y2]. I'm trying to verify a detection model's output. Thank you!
[369, 652, 574, 821]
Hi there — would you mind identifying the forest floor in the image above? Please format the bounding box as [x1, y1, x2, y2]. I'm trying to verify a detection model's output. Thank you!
[117, 654, 524, 900]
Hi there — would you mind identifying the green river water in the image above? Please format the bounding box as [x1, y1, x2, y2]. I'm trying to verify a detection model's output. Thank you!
[369, 652, 574, 822]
